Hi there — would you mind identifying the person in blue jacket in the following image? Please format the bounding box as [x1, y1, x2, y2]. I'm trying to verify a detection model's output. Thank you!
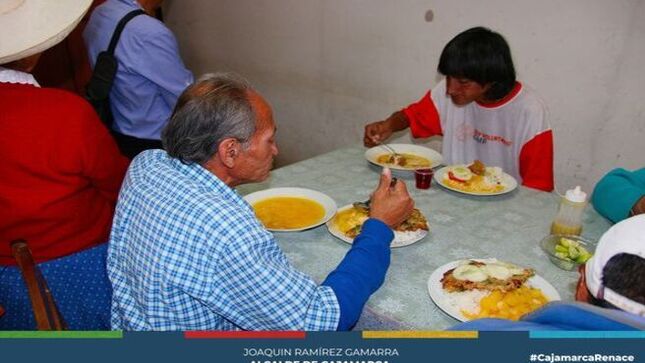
[592, 168, 645, 223]
[107, 73, 415, 330]
[450, 215, 645, 331]
[84, 0, 194, 158]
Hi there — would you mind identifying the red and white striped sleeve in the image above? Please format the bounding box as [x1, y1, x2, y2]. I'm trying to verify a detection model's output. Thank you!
[519, 129, 554, 192]
[402, 91, 443, 138]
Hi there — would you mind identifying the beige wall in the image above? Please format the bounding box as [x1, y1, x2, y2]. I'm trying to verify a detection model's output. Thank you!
[165, 0, 645, 193]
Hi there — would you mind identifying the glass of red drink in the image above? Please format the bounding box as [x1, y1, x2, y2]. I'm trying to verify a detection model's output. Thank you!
[415, 169, 433, 189]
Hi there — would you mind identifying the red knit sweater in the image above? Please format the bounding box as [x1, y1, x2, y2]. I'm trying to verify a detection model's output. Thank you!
[0, 83, 129, 265]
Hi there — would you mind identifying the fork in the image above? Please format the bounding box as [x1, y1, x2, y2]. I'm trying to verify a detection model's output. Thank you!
[352, 177, 399, 211]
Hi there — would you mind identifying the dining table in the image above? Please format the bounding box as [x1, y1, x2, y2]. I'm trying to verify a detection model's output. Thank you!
[236, 145, 613, 330]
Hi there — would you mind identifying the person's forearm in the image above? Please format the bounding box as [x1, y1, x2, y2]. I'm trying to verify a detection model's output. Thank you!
[591, 168, 645, 223]
[630, 196, 645, 217]
[387, 111, 410, 132]
[321, 219, 393, 330]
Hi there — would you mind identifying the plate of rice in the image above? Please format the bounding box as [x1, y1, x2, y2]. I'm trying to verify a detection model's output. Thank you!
[427, 258, 560, 321]
[326, 204, 429, 248]
[434, 163, 517, 196]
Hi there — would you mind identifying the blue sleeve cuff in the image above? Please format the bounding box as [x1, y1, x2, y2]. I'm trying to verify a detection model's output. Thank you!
[322, 218, 394, 330]
[354, 218, 395, 247]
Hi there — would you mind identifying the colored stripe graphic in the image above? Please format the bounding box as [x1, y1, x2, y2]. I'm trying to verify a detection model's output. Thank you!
[0, 331, 123, 339]
[531, 331, 645, 339]
[363, 331, 478, 339]
[185, 331, 306, 339]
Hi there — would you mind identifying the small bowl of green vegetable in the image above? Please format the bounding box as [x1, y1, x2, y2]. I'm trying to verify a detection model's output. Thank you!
[540, 235, 596, 271]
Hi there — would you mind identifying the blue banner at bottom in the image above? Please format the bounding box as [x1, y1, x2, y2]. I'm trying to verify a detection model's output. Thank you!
[0, 331, 643, 363]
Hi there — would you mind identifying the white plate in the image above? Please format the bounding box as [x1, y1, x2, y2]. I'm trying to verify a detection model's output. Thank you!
[326, 204, 428, 248]
[433, 165, 518, 196]
[364, 144, 443, 171]
[244, 187, 337, 232]
[427, 258, 561, 322]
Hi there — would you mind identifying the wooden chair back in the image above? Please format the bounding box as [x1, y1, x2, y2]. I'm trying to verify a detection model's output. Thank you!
[11, 239, 66, 330]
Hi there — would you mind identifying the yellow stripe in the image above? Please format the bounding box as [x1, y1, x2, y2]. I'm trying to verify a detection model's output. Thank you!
[362, 331, 478, 339]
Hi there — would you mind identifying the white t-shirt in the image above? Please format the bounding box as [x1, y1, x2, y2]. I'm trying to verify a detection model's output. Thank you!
[403, 79, 554, 191]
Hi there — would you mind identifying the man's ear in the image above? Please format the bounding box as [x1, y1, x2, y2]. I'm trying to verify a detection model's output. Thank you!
[218, 138, 241, 168]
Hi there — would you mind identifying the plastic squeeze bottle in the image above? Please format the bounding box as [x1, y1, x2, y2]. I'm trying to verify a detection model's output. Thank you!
[550, 186, 587, 236]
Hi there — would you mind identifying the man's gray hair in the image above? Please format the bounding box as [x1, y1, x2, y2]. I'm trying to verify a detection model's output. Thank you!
[162, 72, 257, 164]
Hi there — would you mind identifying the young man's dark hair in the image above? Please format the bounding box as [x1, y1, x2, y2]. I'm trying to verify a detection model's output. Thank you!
[438, 26, 516, 101]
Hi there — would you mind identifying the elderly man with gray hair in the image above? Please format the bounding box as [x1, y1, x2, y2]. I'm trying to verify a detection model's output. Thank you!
[108, 73, 414, 331]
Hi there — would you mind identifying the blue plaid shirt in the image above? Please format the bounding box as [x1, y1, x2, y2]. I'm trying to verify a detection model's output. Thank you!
[108, 150, 340, 330]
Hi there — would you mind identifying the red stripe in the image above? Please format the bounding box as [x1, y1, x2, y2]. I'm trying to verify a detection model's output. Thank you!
[405, 90, 443, 138]
[184, 331, 306, 339]
[477, 81, 522, 108]
[519, 129, 554, 192]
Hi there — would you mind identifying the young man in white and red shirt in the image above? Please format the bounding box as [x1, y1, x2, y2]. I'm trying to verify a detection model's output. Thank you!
[364, 27, 554, 192]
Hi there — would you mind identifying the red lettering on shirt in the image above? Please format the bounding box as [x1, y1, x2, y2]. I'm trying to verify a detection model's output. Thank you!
[473, 129, 513, 146]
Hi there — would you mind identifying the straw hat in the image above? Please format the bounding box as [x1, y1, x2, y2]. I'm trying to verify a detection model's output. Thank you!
[0, 0, 92, 64]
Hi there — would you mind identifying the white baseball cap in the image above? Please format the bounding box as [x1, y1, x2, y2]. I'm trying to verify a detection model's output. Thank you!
[0, 0, 92, 64]
[585, 214, 645, 316]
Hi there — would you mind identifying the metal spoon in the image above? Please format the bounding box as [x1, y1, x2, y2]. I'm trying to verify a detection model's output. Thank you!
[379, 143, 401, 158]
[378, 144, 406, 166]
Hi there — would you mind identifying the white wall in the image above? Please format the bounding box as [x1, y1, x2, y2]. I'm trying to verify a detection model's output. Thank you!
[165, 0, 645, 192]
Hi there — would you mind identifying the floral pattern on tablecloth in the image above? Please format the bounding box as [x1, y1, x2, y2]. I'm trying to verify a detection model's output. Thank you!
[238, 146, 612, 330]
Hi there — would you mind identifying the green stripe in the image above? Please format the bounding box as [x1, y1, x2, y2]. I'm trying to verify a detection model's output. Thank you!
[0, 331, 123, 339]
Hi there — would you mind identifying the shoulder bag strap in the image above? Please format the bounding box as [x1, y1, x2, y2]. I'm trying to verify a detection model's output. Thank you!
[106, 9, 147, 55]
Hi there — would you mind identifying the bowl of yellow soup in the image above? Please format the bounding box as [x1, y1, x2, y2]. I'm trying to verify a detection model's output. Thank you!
[244, 187, 337, 232]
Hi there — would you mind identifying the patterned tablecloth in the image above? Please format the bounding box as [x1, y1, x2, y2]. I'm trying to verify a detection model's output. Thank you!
[237, 146, 612, 330]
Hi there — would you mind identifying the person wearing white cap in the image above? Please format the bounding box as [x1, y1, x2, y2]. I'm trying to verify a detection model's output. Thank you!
[0, 0, 129, 329]
[450, 215, 644, 330]
[576, 214, 645, 317]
